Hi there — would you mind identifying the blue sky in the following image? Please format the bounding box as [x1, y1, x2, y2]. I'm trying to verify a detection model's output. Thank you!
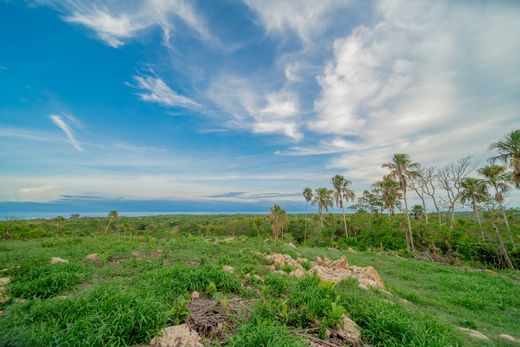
[1, 0, 519, 212]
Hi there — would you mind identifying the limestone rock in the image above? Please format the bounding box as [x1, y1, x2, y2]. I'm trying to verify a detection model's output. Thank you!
[289, 269, 306, 278]
[150, 324, 203, 347]
[499, 334, 518, 343]
[223, 265, 235, 273]
[0, 277, 10, 286]
[191, 291, 201, 300]
[50, 257, 69, 264]
[457, 327, 489, 341]
[84, 253, 100, 262]
[337, 316, 362, 346]
[285, 242, 296, 248]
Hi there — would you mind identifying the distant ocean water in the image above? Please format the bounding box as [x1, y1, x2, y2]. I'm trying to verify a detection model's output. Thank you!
[1, 211, 274, 220]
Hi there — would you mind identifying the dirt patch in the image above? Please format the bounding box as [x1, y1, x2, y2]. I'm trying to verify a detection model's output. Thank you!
[187, 297, 248, 344]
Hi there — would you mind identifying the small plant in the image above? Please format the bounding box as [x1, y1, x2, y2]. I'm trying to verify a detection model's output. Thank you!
[165, 294, 190, 325]
[205, 281, 217, 297]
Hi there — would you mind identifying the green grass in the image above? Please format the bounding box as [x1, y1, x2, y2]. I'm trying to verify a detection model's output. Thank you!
[0, 226, 519, 346]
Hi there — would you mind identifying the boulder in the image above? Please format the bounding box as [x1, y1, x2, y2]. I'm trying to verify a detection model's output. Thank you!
[150, 324, 204, 347]
[499, 334, 518, 343]
[50, 257, 69, 264]
[83, 253, 100, 262]
[337, 316, 362, 346]
[457, 328, 489, 341]
[191, 291, 201, 300]
[285, 242, 297, 248]
[0, 277, 10, 286]
[289, 269, 306, 278]
[351, 266, 385, 290]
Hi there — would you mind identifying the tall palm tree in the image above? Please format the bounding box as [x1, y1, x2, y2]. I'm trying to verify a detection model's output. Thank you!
[105, 210, 118, 232]
[382, 153, 420, 252]
[373, 175, 402, 216]
[460, 178, 489, 235]
[303, 187, 313, 244]
[267, 204, 288, 239]
[478, 165, 513, 230]
[489, 129, 520, 186]
[312, 188, 333, 227]
[331, 175, 355, 238]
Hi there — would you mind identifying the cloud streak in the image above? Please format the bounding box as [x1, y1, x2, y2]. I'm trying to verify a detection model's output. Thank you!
[133, 74, 199, 108]
[49, 114, 84, 152]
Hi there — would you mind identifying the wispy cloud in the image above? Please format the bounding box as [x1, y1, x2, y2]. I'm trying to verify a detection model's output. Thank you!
[48, 0, 210, 48]
[133, 74, 200, 109]
[49, 114, 84, 152]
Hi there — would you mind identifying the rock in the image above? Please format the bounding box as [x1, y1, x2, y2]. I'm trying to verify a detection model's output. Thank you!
[223, 265, 235, 273]
[267, 264, 276, 271]
[482, 269, 497, 275]
[191, 291, 201, 300]
[327, 247, 339, 252]
[457, 327, 489, 341]
[347, 247, 357, 253]
[337, 316, 362, 346]
[289, 269, 306, 278]
[150, 324, 203, 347]
[83, 253, 100, 262]
[351, 266, 385, 290]
[285, 242, 296, 248]
[50, 257, 69, 264]
[132, 251, 143, 258]
[150, 249, 163, 257]
[273, 270, 286, 276]
[499, 334, 518, 343]
[0, 277, 10, 286]
[330, 256, 349, 270]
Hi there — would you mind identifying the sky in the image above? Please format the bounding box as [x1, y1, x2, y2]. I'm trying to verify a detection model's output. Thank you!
[1, 0, 519, 213]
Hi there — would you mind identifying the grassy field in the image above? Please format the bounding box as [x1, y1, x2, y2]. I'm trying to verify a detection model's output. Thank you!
[0, 219, 519, 346]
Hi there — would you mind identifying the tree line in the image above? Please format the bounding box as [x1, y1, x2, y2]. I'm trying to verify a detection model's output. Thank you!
[268, 130, 519, 268]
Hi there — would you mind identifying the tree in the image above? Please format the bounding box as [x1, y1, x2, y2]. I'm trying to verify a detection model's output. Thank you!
[267, 204, 288, 239]
[302, 187, 313, 244]
[489, 129, 520, 186]
[331, 175, 355, 238]
[54, 216, 65, 231]
[312, 188, 333, 227]
[409, 172, 429, 224]
[411, 205, 424, 221]
[372, 176, 401, 216]
[460, 177, 489, 235]
[437, 156, 477, 227]
[356, 190, 383, 214]
[105, 210, 118, 232]
[382, 153, 420, 252]
[478, 164, 515, 245]
[418, 167, 442, 226]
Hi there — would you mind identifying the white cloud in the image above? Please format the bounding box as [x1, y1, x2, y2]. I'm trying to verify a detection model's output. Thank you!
[244, 0, 351, 43]
[18, 185, 57, 195]
[305, 0, 520, 183]
[47, 0, 210, 48]
[49, 114, 84, 152]
[207, 76, 302, 140]
[133, 74, 199, 108]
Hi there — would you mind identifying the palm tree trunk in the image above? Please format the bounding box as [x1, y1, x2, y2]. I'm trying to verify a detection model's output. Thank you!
[492, 223, 515, 269]
[105, 218, 113, 232]
[403, 190, 415, 252]
[499, 203, 515, 248]
[341, 204, 348, 238]
[472, 200, 484, 239]
[319, 206, 323, 227]
[304, 202, 308, 245]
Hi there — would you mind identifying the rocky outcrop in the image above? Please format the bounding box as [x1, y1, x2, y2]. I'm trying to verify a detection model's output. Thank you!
[266, 253, 385, 290]
[84, 253, 100, 262]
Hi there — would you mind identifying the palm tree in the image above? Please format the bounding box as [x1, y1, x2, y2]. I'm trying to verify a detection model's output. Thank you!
[105, 210, 118, 232]
[489, 129, 520, 186]
[382, 153, 420, 252]
[331, 175, 355, 238]
[303, 187, 313, 244]
[460, 178, 489, 236]
[478, 165, 513, 230]
[373, 175, 402, 216]
[312, 188, 333, 227]
[267, 204, 288, 239]
[54, 216, 65, 231]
